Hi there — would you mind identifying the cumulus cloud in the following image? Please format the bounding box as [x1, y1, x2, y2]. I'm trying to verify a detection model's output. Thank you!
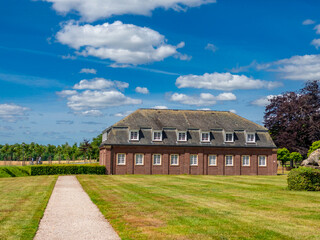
[229, 109, 237, 114]
[260, 54, 320, 81]
[0, 103, 30, 122]
[56, 21, 185, 65]
[176, 72, 282, 91]
[251, 95, 276, 107]
[170, 92, 236, 106]
[42, 0, 215, 22]
[80, 68, 97, 74]
[152, 106, 168, 109]
[205, 43, 217, 52]
[311, 39, 320, 49]
[78, 110, 103, 117]
[114, 110, 134, 117]
[302, 19, 315, 25]
[314, 24, 320, 34]
[57, 90, 77, 97]
[135, 87, 149, 94]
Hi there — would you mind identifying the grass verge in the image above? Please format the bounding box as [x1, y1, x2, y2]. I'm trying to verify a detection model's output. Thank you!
[0, 176, 57, 239]
[78, 175, 320, 240]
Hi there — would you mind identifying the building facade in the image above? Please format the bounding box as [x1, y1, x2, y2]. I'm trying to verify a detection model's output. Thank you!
[100, 109, 278, 175]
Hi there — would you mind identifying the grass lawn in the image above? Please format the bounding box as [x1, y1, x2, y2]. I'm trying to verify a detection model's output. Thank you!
[0, 176, 57, 240]
[78, 175, 320, 240]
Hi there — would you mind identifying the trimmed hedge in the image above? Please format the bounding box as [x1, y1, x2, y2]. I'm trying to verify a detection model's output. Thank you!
[0, 166, 31, 178]
[287, 167, 320, 191]
[30, 164, 106, 176]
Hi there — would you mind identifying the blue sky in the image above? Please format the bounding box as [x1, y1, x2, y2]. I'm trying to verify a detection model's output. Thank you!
[0, 0, 319, 145]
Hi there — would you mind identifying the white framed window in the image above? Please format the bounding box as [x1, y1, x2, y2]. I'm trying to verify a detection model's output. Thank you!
[225, 133, 234, 142]
[129, 130, 139, 141]
[170, 154, 179, 166]
[153, 154, 162, 165]
[201, 132, 210, 142]
[225, 155, 233, 166]
[177, 131, 187, 141]
[117, 153, 126, 165]
[190, 154, 198, 166]
[208, 155, 217, 166]
[135, 154, 144, 165]
[242, 155, 250, 166]
[152, 131, 162, 141]
[246, 133, 255, 143]
[102, 132, 108, 142]
[258, 155, 267, 166]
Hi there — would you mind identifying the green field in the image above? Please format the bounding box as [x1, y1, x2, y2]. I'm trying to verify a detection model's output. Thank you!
[0, 176, 57, 240]
[78, 175, 320, 240]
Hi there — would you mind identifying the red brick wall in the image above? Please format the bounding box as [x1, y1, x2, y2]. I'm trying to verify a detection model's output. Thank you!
[100, 145, 277, 175]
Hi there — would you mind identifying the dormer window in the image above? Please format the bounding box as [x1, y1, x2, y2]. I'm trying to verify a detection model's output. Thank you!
[152, 131, 162, 141]
[129, 130, 139, 141]
[177, 131, 187, 141]
[246, 133, 255, 143]
[201, 132, 210, 142]
[225, 132, 234, 142]
[102, 132, 107, 142]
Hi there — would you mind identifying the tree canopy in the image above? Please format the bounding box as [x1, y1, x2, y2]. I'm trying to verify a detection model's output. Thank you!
[264, 81, 320, 156]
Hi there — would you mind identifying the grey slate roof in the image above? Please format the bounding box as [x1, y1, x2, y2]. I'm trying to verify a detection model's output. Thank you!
[101, 109, 277, 148]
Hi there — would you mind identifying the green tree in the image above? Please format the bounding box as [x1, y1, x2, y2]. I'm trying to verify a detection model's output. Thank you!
[277, 148, 290, 174]
[307, 140, 320, 157]
[290, 152, 303, 167]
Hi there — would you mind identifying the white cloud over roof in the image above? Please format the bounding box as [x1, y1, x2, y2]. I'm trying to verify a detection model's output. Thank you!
[170, 92, 236, 106]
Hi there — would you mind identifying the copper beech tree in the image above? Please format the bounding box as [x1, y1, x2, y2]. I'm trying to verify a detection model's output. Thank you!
[264, 81, 320, 157]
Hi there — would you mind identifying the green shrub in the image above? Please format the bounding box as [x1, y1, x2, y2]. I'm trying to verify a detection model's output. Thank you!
[307, 140, 320, 156]
[30, 164, 106, 176]
[287, 167, 320, 191]
[0, 166, 31, 178]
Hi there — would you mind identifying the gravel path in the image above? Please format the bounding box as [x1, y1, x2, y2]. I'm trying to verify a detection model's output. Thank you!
[34, 176, 120, 240]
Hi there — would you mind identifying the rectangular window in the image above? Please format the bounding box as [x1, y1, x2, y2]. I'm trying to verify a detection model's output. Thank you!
[135, 154, 144, 165]
[130, 130, 139, 141]
[201, 132, 210, 142]
[247, 133, 255, 143]
[225, 155, 233, 166]
[259, 155, 267, 166]
[153, 131, 162, 141]
[242, 155, 250, 166]
[225, 133, 234, 142]
[102, 132, 107, 142]
[153, 154, 161, 165]
[178, 131, 187, 141]
[208, 155, 217, 166]
[117, 153, 126, 165]
[190, 154, 198, 166]
[170, 154, 179, 166]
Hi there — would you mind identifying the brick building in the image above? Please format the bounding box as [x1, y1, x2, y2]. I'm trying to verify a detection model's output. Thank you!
[100, 109, 277, 175]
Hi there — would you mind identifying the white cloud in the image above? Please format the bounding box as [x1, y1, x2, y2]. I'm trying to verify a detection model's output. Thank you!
[170, 92, 236, 106]
[80, 68, 97, 74]
[251, 95, 276, 107]
[205, 43, 217, 52]
[176, 72, 282, 91]
[66, 90, 142, 111]
[114, 110, 134, 117]
[198, 108, 210, 110]
[302, 19, 315, 25]
[314, 24, 320, 34]
[42, 0, 215, 22]
[78, 110, 103, 117]
[311, 39, 320, 49]
[56, 21, 185, 65]
[229, 109, 237, 114]
[260, 54, 320, 80]
[135, 87, 149, 94]
[72, 78, 129, 90]
[0, 103, 30, 122]
[152, 106, 168, 109]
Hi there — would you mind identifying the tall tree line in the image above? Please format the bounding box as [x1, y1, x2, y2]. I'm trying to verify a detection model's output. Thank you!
[0, 134, 102, 161]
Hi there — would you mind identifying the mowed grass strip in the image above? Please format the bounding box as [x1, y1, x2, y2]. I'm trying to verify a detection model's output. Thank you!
[78, 175, 320, 240]
[0, 176, 57, 240]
